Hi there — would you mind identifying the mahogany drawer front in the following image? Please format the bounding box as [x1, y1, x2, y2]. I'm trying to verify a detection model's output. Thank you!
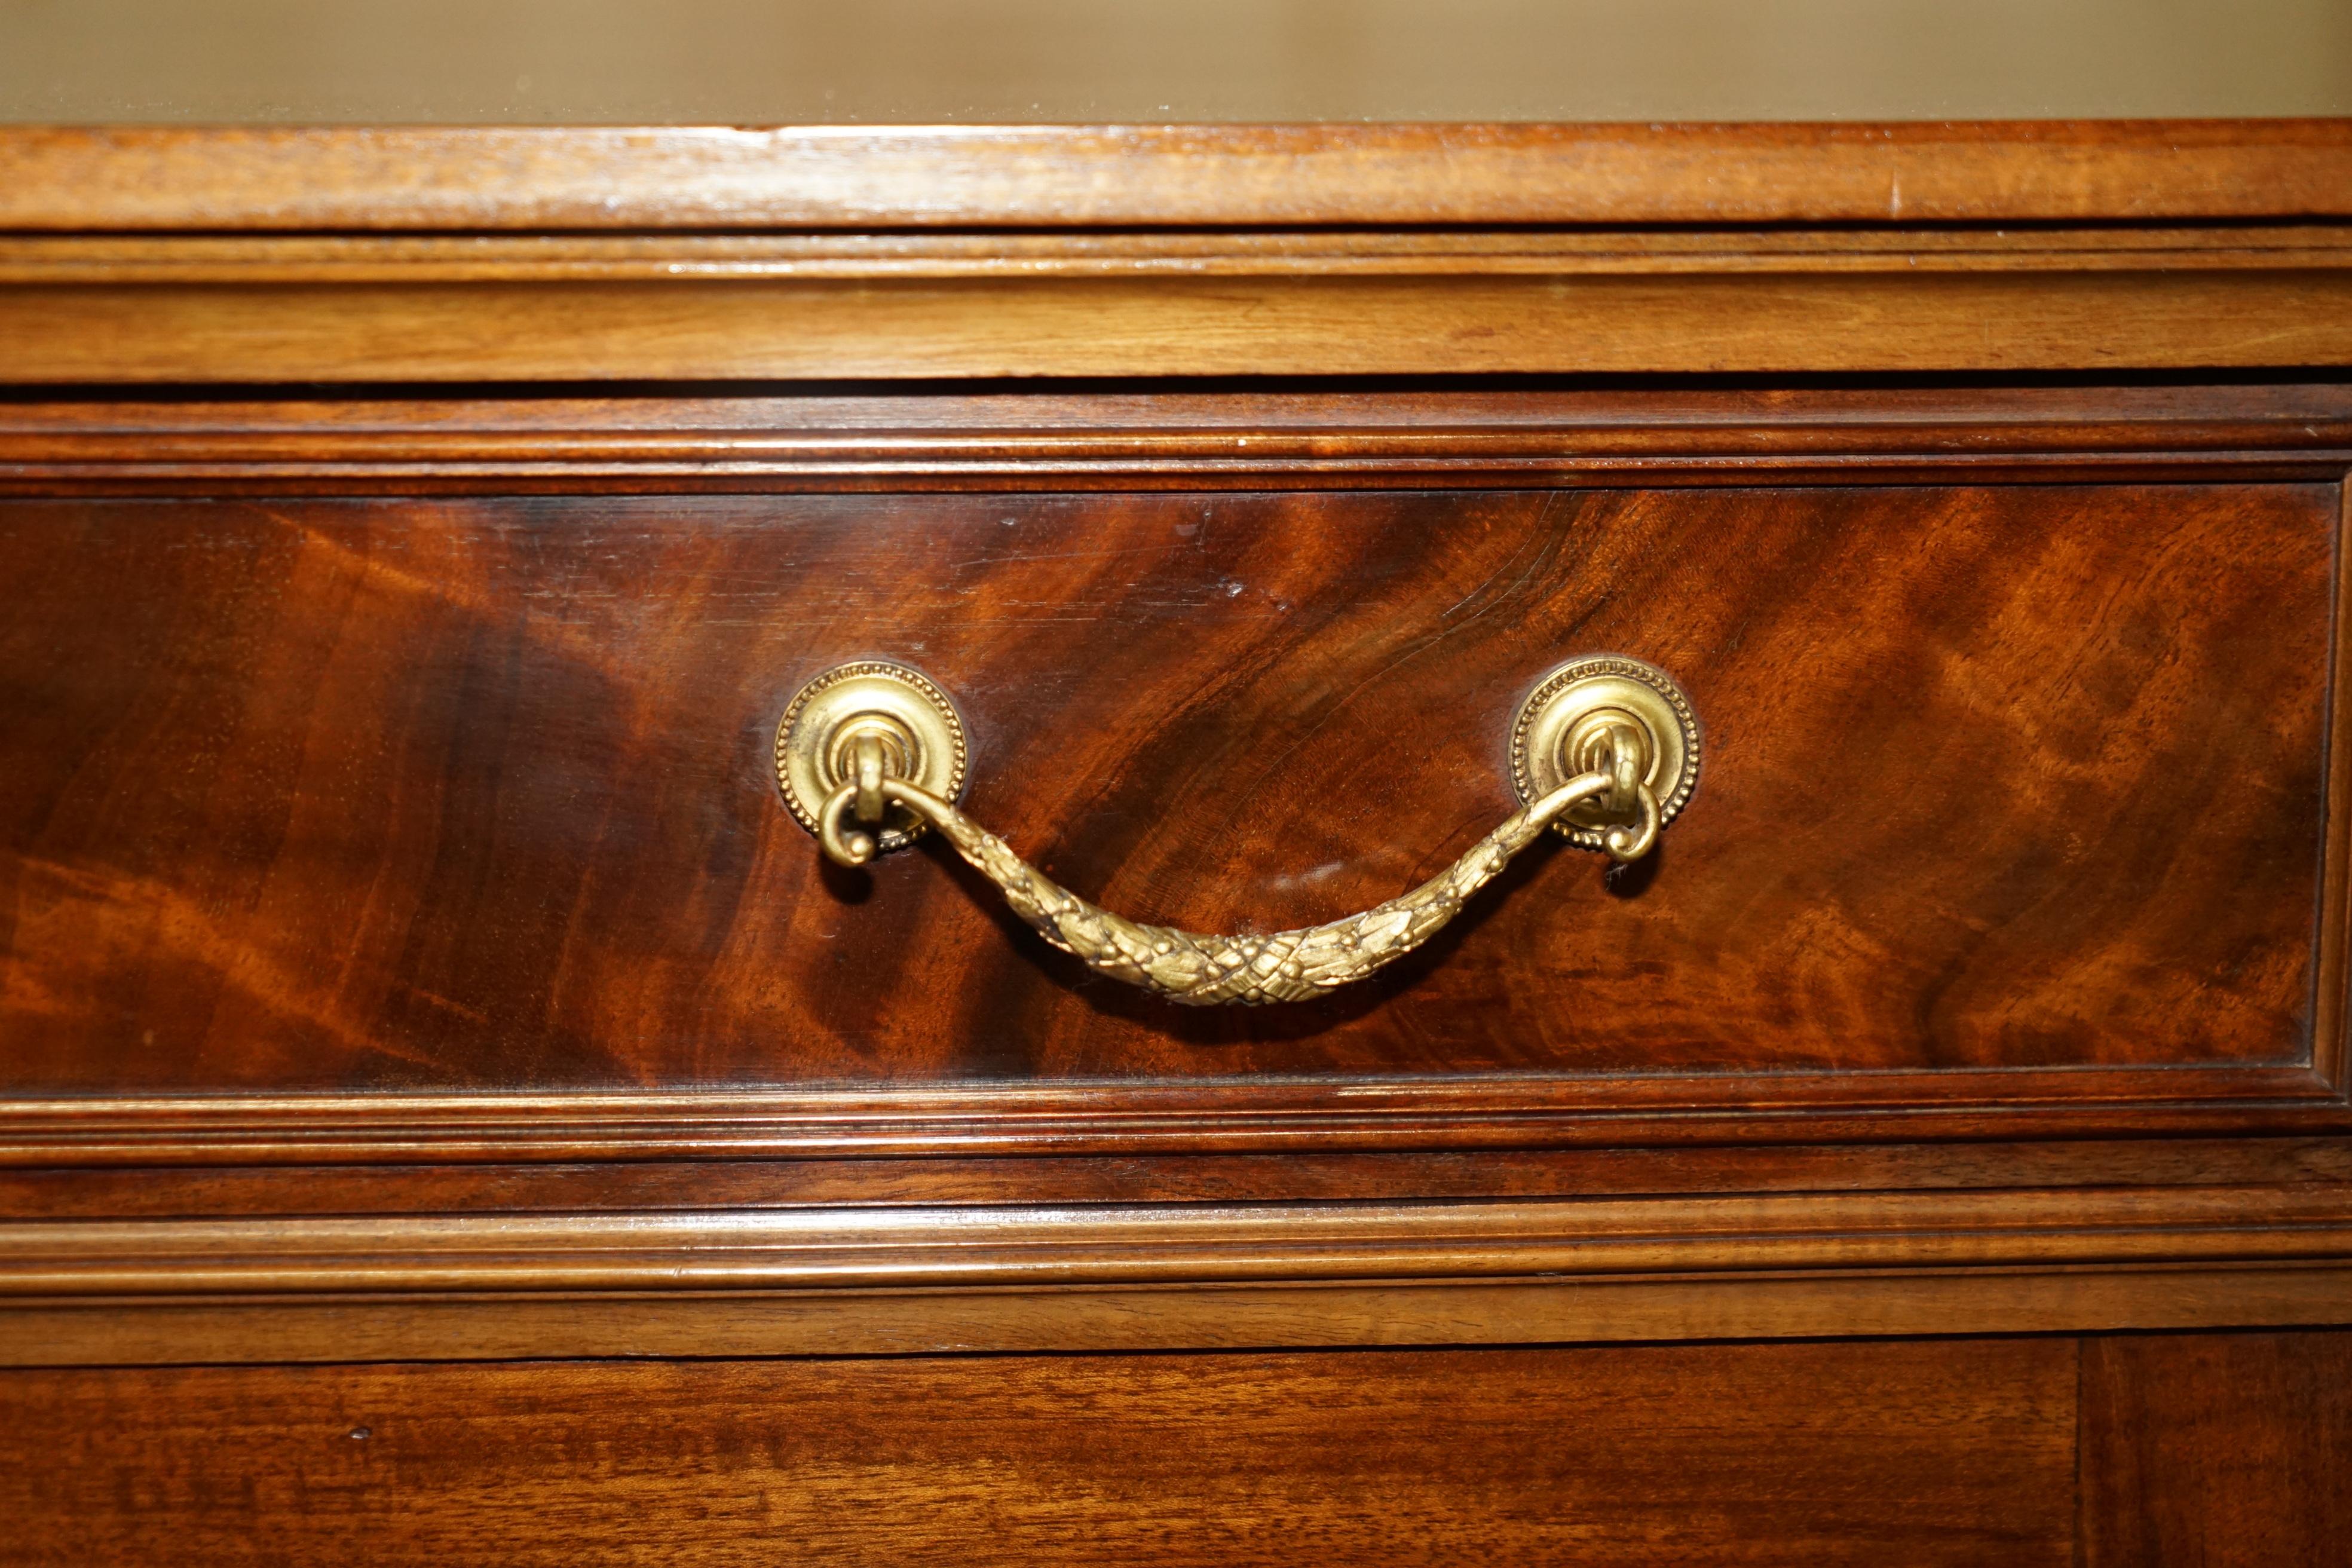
[8, 1331, 2351, 1568]
[0, 1339, 2083, 1568]
[0, 479, 2337, 1123]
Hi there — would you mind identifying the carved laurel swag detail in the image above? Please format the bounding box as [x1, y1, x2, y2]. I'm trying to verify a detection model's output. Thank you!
[898, 776, 1608, 1005]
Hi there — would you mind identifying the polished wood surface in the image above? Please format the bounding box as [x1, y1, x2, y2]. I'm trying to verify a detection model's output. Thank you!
[8, 125, 2352, 384]
[24, 1264, 2352, 1367]
[0, 483, 2330, 1101]
[6, 122, 2351, 1552]
[14, 1233, 2352, 1367]
[7, 382, 2352, 497]
[10, 1135, 2351, 1363]
[29, 1186, 2350, 1297]
[11, 227, 2352, 380]
[11, 1332, 2345, 1561]
[2080, 1331, 2352, 1567]
[11, 1331, 2347, 1566]
[15, 1135, 2345, 1217]
[0, 1340, 2079, 1566]
[7, 122, 2351, 229]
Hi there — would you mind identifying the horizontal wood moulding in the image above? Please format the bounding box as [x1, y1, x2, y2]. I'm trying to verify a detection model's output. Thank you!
[10, 267, 2352, 380]
[6, 1186, 2350, 1362]
[12, 1186, 2351, 1297]
[16, 1300, 2338, 1373]
[1, 1071, 2342, 1168]
[8, 1140, 2349, 1220]
[13, 228, 2352, 282]
[5, 383, 2352, 494]
[16, 1269, 2352, 1366]
[4, 122, 2350, 231]
[13, 1152, 2342, 1360]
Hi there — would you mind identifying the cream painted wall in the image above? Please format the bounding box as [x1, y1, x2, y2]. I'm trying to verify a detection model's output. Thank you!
[2, 0, 2348, 121]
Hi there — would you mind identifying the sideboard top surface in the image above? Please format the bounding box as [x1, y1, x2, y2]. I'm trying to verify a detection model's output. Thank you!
[2, 120, 2350, 231]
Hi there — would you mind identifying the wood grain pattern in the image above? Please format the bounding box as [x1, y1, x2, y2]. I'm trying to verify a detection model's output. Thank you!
[18, 1186, 2352, 1297]
[0, 484, 2330, 1098]
[14, 1142, 2351, 1359]
[16, 227, 2352, 282]
[5, 120, 2350, 1553]
[13, 269, 2352, 382]
[15, 1137, 2345, 1218]
[12, 1141, 2352, 1356]
[4, 1070, 2342, 1166]
[16, 196, 2352, 382]
[10, 130, 2352, 382]
[7, 382, 2352, 497]
[9, 1180, 2352, 1364]
[2080, 1331, 2352, 1567]
[4, 122, 2348, 230]
[19, 1266, 2352, 1367]
[0, 1342, 2077, 1566]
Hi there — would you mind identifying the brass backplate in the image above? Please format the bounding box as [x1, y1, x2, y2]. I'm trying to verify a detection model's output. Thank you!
[1511, 656, 1700, 850]
[776, 660, 969, 853]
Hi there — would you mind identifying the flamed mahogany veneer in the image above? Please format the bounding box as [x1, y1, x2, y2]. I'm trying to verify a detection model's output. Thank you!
[0, 482, 2336, 1092]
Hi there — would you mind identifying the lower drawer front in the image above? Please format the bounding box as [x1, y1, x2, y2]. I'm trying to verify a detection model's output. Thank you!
[5, 1333, 2345, 1567]
[0, 482, 2333, 1108]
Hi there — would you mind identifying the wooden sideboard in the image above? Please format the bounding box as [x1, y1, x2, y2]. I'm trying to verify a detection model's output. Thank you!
[2, 121, 2350, 1564]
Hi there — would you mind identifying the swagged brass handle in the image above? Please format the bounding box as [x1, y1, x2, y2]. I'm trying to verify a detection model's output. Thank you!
[776, 657, 1699, 1006]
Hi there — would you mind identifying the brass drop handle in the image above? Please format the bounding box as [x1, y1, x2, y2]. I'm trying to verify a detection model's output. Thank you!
[776, 657, 1698, 1006]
